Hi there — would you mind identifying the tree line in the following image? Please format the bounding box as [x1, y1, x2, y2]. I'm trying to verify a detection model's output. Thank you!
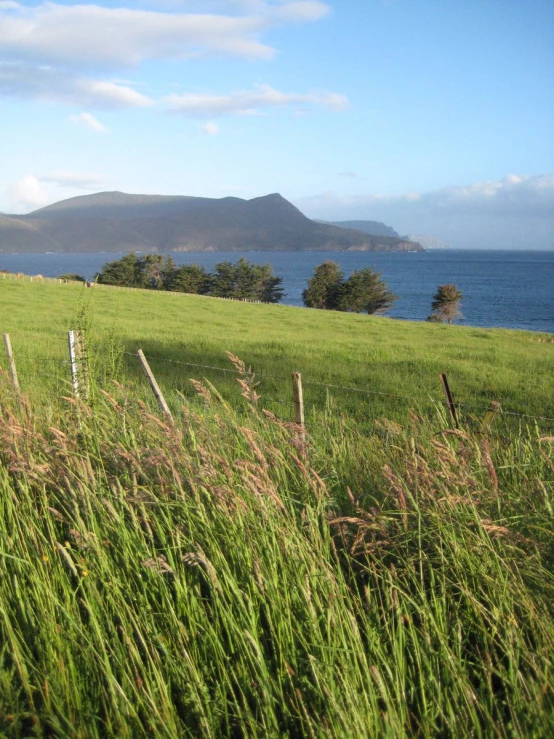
[93, 253, 462, 323]
[96, 254, 284, 303]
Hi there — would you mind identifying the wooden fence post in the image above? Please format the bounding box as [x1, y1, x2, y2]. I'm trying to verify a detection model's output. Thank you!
[137, 349, 173, 422]
[292, 372, 305, 434]
[3, 333, 20, 396]
[439, 373, 459, 428]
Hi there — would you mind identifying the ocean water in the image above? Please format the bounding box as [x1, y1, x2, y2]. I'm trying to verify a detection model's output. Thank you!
[1, 249, 552, 333]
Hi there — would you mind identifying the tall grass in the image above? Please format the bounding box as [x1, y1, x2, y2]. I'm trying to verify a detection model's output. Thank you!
[0, 350, 552, 736]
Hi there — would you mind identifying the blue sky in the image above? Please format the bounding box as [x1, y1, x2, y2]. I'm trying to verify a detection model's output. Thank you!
[1, 0, 553, 247]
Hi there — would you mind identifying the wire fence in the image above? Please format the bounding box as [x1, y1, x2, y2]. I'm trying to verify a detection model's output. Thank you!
[125, 351, 554, 424]
[2, 333, 551, 434]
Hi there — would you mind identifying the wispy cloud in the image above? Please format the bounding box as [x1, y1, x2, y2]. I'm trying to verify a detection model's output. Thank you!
[0, 63, 154, 108]
[302, 174, 554, 217]
[166, 84, 349, 116]
[298, 174, 554, 249]
[0, 1, 330, 69]
[0, 2, 336, 111]
[68, 112, 108, 132]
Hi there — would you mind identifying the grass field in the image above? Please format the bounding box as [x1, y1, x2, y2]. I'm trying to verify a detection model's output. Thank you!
[0, 277, 553, 426]
[0, 277, 553, 737]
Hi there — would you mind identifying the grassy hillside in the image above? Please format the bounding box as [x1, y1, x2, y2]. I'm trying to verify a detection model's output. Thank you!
[0, 277, 553, 736]
[0, 277, 552, 426]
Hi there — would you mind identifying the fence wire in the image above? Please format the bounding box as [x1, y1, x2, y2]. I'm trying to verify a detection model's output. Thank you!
[1, 341, 552, 428]
[121, 350, 554, 425]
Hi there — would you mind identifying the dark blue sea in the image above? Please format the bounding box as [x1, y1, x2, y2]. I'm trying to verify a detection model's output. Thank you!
[1, 250, 552, 333]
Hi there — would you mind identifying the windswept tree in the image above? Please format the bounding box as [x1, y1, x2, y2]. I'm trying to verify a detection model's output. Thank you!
[338, 268, 397, 314]
[210, 261, 236, 298]
[427, 284, 463, 324]
[303, 262, 396, 315]
[135, 254, 175, 289]
[258, 268, 285, 303]
[96, 253, 142, 287]
[96, 253, 175, 289]
[95, 254, 283, 302]
[302, 261, 344, 309]
[211, 259, 283, 302]
[164, 264, 210, 294]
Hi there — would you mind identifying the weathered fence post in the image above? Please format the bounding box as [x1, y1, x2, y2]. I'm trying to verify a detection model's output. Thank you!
[137, 349, 173, 422]
[292, 371, 305, 435]
[3, 333, 20, 396]
[439, 373, 459, 428]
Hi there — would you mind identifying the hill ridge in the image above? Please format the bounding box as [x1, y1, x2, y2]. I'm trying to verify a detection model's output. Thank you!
[0, 191, 423, 254]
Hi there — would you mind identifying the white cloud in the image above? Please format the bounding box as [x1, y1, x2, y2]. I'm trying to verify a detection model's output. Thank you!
[166, 84, 349, 116]
[0, 2, 330, 69]
[39, 171, 106, 189]
[0, 63, 154, 108]
[201, 121, 220, 135]
[7, 175, 49, 212]
[301, 174, 554, 217]
[297, 174, 554, 250]
[0, 2, 336, 110]
[68, 111, 108, 132]
[5, 170, 108, 212]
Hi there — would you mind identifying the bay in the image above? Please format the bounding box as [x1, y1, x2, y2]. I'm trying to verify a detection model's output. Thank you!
[1, 249, 552, 333]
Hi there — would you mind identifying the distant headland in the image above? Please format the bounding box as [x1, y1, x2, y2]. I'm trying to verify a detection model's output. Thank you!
[0, 191, 423, 254]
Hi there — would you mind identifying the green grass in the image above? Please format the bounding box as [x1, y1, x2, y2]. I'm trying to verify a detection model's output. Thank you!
[0, 278, 553, 736]
[0, 278, 553, 428]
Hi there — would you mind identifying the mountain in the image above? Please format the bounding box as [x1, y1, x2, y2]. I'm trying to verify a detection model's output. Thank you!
[0, 192, 422, 254]
[318, 219, 400, 237]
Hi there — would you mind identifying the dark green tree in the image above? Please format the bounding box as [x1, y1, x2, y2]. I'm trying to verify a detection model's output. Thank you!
[257, 265, 284, 303]
[164, 264, 210, 294]
[210, 261, 237, 298]
[302, 261, 344, 309]
[96, 253, 141, 286]
[427, 284, 463, 324]
[210, 259, 283, 302]
[96, 253, 176, 289]
[95, 254, 283, 302]
[234, 258, 259, 300]
[135, 254, 175, 289]
[338, 268, 397, 314]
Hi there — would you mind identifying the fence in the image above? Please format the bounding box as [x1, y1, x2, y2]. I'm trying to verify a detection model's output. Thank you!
[1, 330, 553, 435]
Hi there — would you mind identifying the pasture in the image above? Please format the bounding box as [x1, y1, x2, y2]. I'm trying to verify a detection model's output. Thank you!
[0, 277, 553, 737]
